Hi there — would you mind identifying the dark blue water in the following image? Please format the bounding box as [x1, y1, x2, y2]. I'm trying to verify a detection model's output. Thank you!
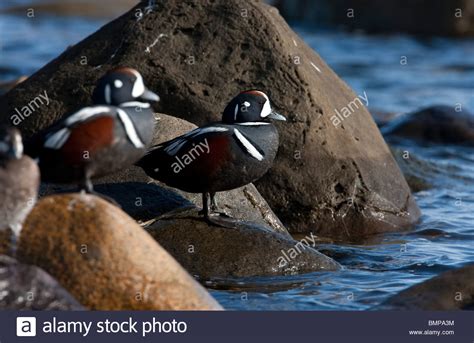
[1, 6, 473, 310]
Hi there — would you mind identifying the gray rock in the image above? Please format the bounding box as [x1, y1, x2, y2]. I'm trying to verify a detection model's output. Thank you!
[0, 255, 83, 310]
[146, 208, 341, 279]
[378, 264, 474, 310]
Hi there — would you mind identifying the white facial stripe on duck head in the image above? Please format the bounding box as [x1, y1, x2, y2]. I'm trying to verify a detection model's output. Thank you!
[104, 84, 112, 104]
[260, 98, 272, 118]
[234, 104, 239, 121]
[13, 132, 23, 158]
[131, 70, 145, 98]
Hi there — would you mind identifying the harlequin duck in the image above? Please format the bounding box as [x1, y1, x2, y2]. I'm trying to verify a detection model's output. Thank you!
[136, 90, 286, 218]
[26, 67, 159, 200]
[0, 127, 39, 253]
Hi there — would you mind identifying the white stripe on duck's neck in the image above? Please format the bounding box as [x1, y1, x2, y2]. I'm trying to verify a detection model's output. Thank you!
[236, 122, 270, 126]
[120, 101, 151, 108]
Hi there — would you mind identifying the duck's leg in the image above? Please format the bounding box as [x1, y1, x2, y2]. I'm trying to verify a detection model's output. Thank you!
[80, 177, 94, 194]
[198, 192, 211, 218]
[210, 192, 219, 212]
[199, 193, 233, 226]
[79, 176, 120, 207]
[210, 192, 231, 217]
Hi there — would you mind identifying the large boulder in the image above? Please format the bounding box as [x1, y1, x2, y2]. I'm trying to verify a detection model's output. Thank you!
[273, 0, 474, 37]
[382, 105, 474, 146]
[0, 0, 419, 239]
[146, 208, 340, 279]
[39, 114, 290, 236]
[17, 193, 222, 310]
[378, 264, 474, 310]
[0, 255, 83, 310]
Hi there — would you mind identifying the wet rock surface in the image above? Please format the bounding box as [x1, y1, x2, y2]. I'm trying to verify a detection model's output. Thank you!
[378, 263, 474, 310]
[274, 0, 474, 37]
[382, 106, 474, 145]
[0, 255, 83, 310]
[145, 208, 341, 279]
[1, 0, 420, 240]
[18, 193, 222, 310]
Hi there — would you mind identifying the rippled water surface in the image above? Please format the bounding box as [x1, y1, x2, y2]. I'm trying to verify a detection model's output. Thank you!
[1, 6, 473, 310]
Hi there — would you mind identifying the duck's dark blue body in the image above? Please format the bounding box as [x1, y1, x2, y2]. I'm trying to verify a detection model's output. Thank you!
[136, 90, 286, 218]
[26, 67, 159, 193]
[33, 104, 155, 184]
[138, 122, 279, 193]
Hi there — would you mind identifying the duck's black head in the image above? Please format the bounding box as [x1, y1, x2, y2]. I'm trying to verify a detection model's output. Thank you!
[222, 90, 286, 124]
[0, 127, 23, 160]
[92, 67, 160, 106]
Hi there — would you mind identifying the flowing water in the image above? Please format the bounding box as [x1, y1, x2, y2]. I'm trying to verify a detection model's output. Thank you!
[0, 6, 473, 310]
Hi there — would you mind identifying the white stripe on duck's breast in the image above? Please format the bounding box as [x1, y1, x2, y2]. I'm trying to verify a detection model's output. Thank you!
[116, 108, 145, 148]
[233, 128, 264, 161]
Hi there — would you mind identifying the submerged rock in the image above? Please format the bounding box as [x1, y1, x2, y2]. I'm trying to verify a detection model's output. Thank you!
[370, 109, 399, 128]
[378, 264, 474, 310]
[390, 147, 435, 192]
[382, 106, 474, 145]
[17, 194, 222, 310]
[274, 0, 474, 37]
[146, 208, 340, 279]
[0, 0, 420, 240]
[0, 255, 83, 310]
